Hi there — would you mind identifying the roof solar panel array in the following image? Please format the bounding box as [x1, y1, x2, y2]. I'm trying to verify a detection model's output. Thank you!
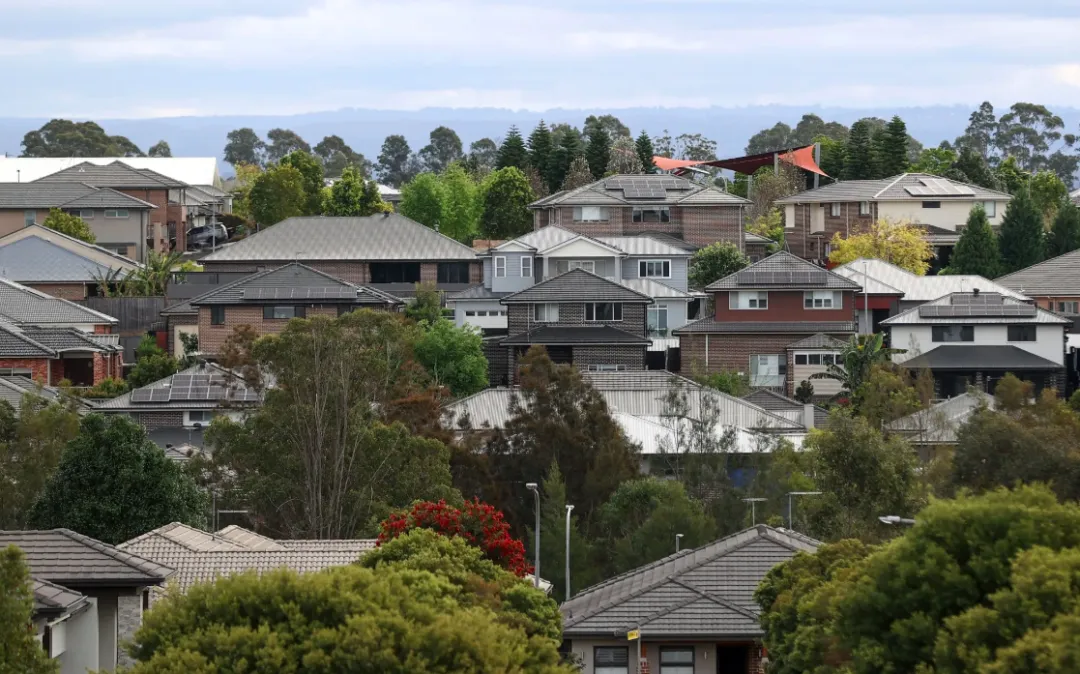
[735, 270, 828, 285]
[904, 178, 976, 197]
[918, 304, 1037, 318]
[951, 292, 1004, 305]
[130, 372, 261, 404]
[242, 286, 356, 301]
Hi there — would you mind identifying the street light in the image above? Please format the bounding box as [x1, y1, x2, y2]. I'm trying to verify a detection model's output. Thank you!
[786, 491, 822, 530]
[675, 533, 684, 552]
[565, 504, 575, 602]
[526, 482, 540, 589]
[742, 498, 767, 526]
[878, 515, 916, 526]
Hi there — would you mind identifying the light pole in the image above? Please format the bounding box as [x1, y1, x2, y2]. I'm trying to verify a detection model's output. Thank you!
[565, 504, 574, 602]
[786, 491, 822, 530]
[675, 533, 684, 552]
[878, 515, 916, 526]
[526, 482, 540, 589]
[742, 497, 767, 526]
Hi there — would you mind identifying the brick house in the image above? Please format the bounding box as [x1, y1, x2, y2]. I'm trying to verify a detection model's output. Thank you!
[996, 249, 1080, 316]
[188, 262, 402, 356]
[497, 268, 652, 384]
[529, 174, 750, 249]
[0, 224, 141, 300]
[675, 251, 860, 397]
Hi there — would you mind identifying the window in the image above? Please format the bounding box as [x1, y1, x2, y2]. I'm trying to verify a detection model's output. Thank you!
[586, 364, 627, 372]
[263, 305, 305, 319]
[730, 291, 768, 310]
[632, 207, 670, 223]
[804, 290, 841, 309]
[1007, 325, 1036, 342]
[648, 303, 669, 337]
[187, 411, 214, 424]
[687, 298, 702, 320]
[437, 262, 470, 284]
[859, 201, 871, 215]
[210, 306, 225, 325]
[533, 303, 559, 322]
[0, 368, 32, 377]
[795, 352, 840, 366]
[595, 647, 629, 674]
[551, 208, 560, 224]
[932, 325, 974, 342]
[922, 201, 941, 209]
[638, 259, 671, 278]
[830, 203, 842, 217]
[494, 256, 506, 277]
[749, 354, 786, 387]
[521, 256, 533, 278]
[573, 206, 610, 222]
[1056, 301, 1079, 314]
[370, 262, 421, 283]
[585, 302, 622, 321]
[79, 209, 94, 219]
[104, 209, 129, 218]
[555, 260, 595, 275]
[983, 201, 997, 217]
[660, 647, 694, 674]
[23, 210, 35, 227]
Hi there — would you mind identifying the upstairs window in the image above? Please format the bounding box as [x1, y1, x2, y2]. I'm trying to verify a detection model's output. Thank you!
[263, 305, 306, 319]
[494, 256, 506, 278]
[210, 306, 225, 325]
[533, 303, 559, 322]
[79, 209, 95, 219]
[370, 262, 421, 283]
[922, 201, 941, 209]
[554, 260, 595, 275]
[23, 210, 35, 227]
[595, 647, 629, 674]
[1007, 325, 1036, 342]
[104, 209, 129, 218]
[573, 206, 610, 222]
[1057, 301, 1079, 314]
[983, 201, 997, 217]
[660, 647, 695, 674]
[638, 260, 671, 278]
[804, 290, 841, 309]
[830, 203, 842, 217]
[730, 291, 768, 310]
[932, 325, 974, 342]
[585, 302, 622, 321]
[437, 262, 470, 284]
[632, 207, 670, 223]
[521, 256, 533, 278]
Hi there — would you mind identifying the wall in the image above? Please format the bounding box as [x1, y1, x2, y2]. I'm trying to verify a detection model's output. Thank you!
[199, 259, 482, 287]
[117, 188, 168, 254]
[96, 594, 117, 671]
[573, 344, 646, 370]
[0, 208, 145, 256]
[30, 283, 87, 300]
[715, 290, 854, 323]
[548, 204, 745, 249]
[490, 251, 535, 293]
[507, 302, 647, 336]
[622, 256, 690, 292]
[649, 300, 689, 336]
[783, 202, 876, 260]
[890, 324, 1066, 366]
[453, 299, 506, 330]
[172, 323, 199, 356]
[878, 199, 1006, 229]
[115, 592, 143, 670]
[791, 359, 843, 396]
[0, 358, 50, 383]
[197, 304, 340, 354]
[568, 638, 761, 674]
[542, 256, 618, 280]
[128, 411, 185, 430]
[60, 597, 99, 674]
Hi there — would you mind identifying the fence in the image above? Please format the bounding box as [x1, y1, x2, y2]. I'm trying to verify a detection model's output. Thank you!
[78, 297, 169, 363]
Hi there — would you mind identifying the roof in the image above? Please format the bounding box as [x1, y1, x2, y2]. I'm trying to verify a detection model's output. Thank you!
[561, 525, 820, 638]
[903, 345, 1064, 371]
[501, 268, 652, 303]
[775, 173, 1012, 204]
[530, 174, 750, 208]
[996, 248, 1080, 297]
[0, 277, 117, 325]
[187, 262, 401, 306]
[19, 326, 121, 353]
[0, 182, 157, 210]
[32, 578, 87, 615]
[94, 362, 262, 411]
[445, 285, 511, 302]
[0, 157, 219, 186]
[706, 251, 861, 291]
[597, 236, 695, 257]
[741, 389, 829, 429]
[34, 161, 186, 188]
[675, 318, 857, 335]
[0, 225, 140, 283]
[0, 375, 63, 411]
[0, 529, 173, 587]
[619, 277, 695, 299]
[833, 258, 1028, 301]
[786, 333, 848, 350]
[200, 214, 478, 263]
[0, 325, 56, 357]
[881, 292, 1068, 326]
[886, 391, 995, 444]
[501, 326, 651, 346]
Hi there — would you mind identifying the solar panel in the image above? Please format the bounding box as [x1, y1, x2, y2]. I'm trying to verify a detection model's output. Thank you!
[242, 287, 356, 301]
[918, 303, 1036, 318]
[951, 292, 1004, 305]
[148, 388, 171, 402]
[131, 388, 154, 403]
[904, 178, 975, 197]
[736, 269, 828, 285]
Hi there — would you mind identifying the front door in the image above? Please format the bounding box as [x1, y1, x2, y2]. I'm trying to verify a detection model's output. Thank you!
[716, 644, 750, 674]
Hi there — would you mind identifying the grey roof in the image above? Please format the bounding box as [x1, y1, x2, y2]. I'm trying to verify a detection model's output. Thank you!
[531, 174, 750, 208]
[632, 232, 699, 251]
[619, 278, 695, 299]
[0, 226, 138, 283]
[0, 529, 173, 587]
[886, 391, 995, 445]
[675, 318, 857, 335]
[159, 300, 196, 316]
[775, 173, 1012, 204]
[745, 232, 772, 245]
[741, 389, 829, 429]
[881, 292, 1067, 326]
[786, 333, 848, 350]
[833, 258, 1028, 301]
[0, 375, 62, 411]
[445, 284, 511, 301]
[0, 278, 117, 325]
[0, 182, 156, 210]
[34, 161, 186, 189]
[94, 362, 262, 412]
[19, 326, 120, 353]
[996, 248, 1080, 297]
[597, 236, 695, 257]
[0, 325, 55, 357]
[561, 525, 819, 638]
[188, 262, 400, 306]
[904, 345, 1064, 371]
[501, 269, 652, 304]
[706, 251, 861, 291]
[501, 326, 650, 346]
[32, 578, 87, 615]
[200, 214, 478, 262]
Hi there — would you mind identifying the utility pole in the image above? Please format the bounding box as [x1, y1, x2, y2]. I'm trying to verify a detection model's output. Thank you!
[786, 491, 822, 530]
[565, 504, 574, 602]
[526, 483, 540, 589]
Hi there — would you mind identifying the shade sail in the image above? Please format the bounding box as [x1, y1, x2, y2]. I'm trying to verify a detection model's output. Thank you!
[653, 144, 828, 177]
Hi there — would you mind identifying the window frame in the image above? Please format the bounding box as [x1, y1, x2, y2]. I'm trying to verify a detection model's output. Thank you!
[584, 302, 623, 322]
[533, 303, 559, 322]
[104, 209, 129, 218]
[24, 210, 36, 227]
[79, 209, 95, 219]
[659, 646, 695, 674]
[922, 201, 942, 209]
[749, 353, 787, 387]
[647, 303, 669, 337]
[262, 305, 306, 320]
[573, 205, 610, 222]
[1007, 324, 1037, 342]
[632, 206, 671, 223]
[803, 290, 841, 309]
[983, 201, 997, 217]
[585, 364, 628, 372]
[555, 260, 596, 275]
[521, 256, 533, 278]
[859, 201, 871, 215]
[594, 646, 630, 674]
[638, 259, 672, 279]
[729, 291, 769, 310]
[830, 203, 842, 217]
[1056, 301, 1079, 314]
[493, 256, 507, 278]
[932, 325, 975, 342]
[370, 262, 421, 284]
[437, 261, 470, 284]
[210, 306, 225, 325]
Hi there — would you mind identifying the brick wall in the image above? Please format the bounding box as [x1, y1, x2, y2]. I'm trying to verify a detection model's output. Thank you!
[542, 205, 745, 248]
[787, 202, 876, 260]
[745, 241, 771, 262]
[716, 290, 856, 323]
[0, 358, 50, 383]
[199, 260, 481, 287]
[573, 344, 646, 370]
[115, 592, 143, 670]
[420, 263, 438, 283]
[507, 302, 647, 335]
[130, 411, 184, 430]
[118, 188, 169, 252]
[28, 283, 87, 300]
[166, 314, 199, 355]
[93, 352, 124, 382]
[681, 332, 851, 395]
[197, 305, 340, 354]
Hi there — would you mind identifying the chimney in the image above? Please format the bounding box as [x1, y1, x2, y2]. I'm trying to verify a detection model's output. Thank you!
[803, 403, 816, 430]
[973, 287, 980, 296]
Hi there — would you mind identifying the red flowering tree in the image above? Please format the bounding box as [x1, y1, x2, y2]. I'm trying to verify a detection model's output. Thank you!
[379, 499, 531, 576]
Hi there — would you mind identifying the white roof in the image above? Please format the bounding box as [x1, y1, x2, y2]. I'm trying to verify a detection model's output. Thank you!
[620, 413, 776, 454]
[832, 258, 1029, 302]
[0, 157, 220, 187]
[886, 391, 995, 444]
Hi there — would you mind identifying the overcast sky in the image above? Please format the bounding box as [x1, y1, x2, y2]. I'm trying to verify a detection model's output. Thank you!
[4, 0, 1080, 118]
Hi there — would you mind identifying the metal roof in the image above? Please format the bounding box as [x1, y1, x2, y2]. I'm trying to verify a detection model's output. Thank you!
[501, 268, 652, 303]
[445, 285, 511, 302]
[786, 333, 848, 350]
[996, 248, 1080, 297]
[34, 161, 185, 188]
[501, 326, 650, 346]
[675, 318, 857, 335]
[0, 529, 174, 587]
[903, 345, 1064, 371]
[833, 258, 1028, 301]
[0, 277, 117, 325]
[886, 391, 995, 445]
[0, 157, 219, 186]
[881, 292, 1067, 326]
[706, 251, 861, 291]
[188, 262, 400, 306]
[0, 375, 63, 411]
[200, 214, 478, 263]
[741, 389, 829, 429]
[597, 236, 694, 257]
[619, 277, 695, 299]
[0, 183, 156, 209]
[530, 174, 750, 208]
[0, 225, 140, 283]
[775, 173, 1012, 204]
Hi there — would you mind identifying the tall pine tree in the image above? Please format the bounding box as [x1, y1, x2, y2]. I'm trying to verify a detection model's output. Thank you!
[844, 120, 878, 180]
[549, 131, 583, 191]
[880, 116, 910, 177]
[495, 125, 528, 171]
[1046, 202, 1080, 259]
[998, 186, 1045, 273]
[947, 204, 1001, 277]
[636, 131, 656, 173]
[526, 121, 553, 188]
[585, 125, 612, 179]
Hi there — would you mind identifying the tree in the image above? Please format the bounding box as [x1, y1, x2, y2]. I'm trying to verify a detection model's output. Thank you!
[635, 130, 656, 173]
[375, 134, 415, 187]
[20, 119, 142, 158]
[279, 150, 325, 215]
[843, 118, 878, 180]
[399, 172, 445, 229]
[479, 167, 534, 239]
[549, 128, 583, 191]
[127, 335, 179, 388]
[814, 134, 847, 179]
[745, 121, 794, 155]
[529, 463, 594, 600]
[584, 123, 612, 180]
[247, 164, 307, 226]
[40, 208, 95, 243]
[1029, 169, 1070, 224]
[414, 319, 487, 397]
[223, 127, 265, 167]
[953, 145, 1002, 190]
[607, 136, 644, 174]
[0, 546, 58, 674]
[995, 155, 1031, 194]
[671, 133, 718, 162]
[877, 115, 911, 176]
[910, 146, 958, 176]
[999, 186, 1045, 273]
[794, 380, 814, 403]
[996, 103, 1074, 174]
[147, 140, 172, 158]
[527, 121, 554, 188]
[466, 138, 498, 177]
[323, 166, 391, 217]
[827, 217, 933, 275]
[437, 164, 483, 242]
[954, 101, 998, 160]
[264, 128, 310, 164]
[560, 155, 594, 191]
[229, 162, 261, 221]
[495, 125, 529, 171]
[1047, 202, 1080, 258]
[688, 242, 750, 289]
[29, 415, 206, 544]
[946, 204, 1001, 276]
[809, 333, 905, 403]
[583, 114, 630, 140]
[418, 126, 464, 174]
[313, 135, 369, 179]
[404, 282, 445, 326]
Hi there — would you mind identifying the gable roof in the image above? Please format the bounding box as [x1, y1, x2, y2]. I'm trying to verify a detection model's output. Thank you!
[0, 529, 173, 587]
[0, 157, 219, 186]
[34, 160, 186, 189]
[741, 389, 829, 429]
[501, 268, 652, 303]
[561, 525, 819, 637]
[996, 248, 1080, 297]
[32, 578, 88, 616]
[200, 214, 478, 263]
[187, 262, 401, 306]
[0, 183, 157, 210]
[775, 173, 1011, 204]
[0, 277, 117, 325]
[706, 251, 861, 291]
[887, 391, 995, 444]
[491, 226, 694, 259]
[530, 174, 750, 208]
[880, 291, 1068, 326]
[833, 258, 1028, 301]
[0, 228, 139, 283]
[0, 375, 64, 411]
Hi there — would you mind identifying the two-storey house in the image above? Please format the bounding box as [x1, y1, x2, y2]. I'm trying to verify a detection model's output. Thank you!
[882, 290, 1069, 397]
[775, 173, 1012, 267]
[675, 251, 861, 398]
[996, 249, 1080, 316]
[495, 269, 652, 382]
[529, 174, 750, 248]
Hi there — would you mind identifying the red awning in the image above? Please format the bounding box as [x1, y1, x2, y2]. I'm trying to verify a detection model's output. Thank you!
[653, 144, 828, 177]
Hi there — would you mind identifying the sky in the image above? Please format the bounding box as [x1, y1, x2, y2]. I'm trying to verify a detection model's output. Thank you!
[3, 0, 1080, 118]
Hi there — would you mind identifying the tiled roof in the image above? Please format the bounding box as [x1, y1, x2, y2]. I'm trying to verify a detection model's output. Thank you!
[93, 362, 261, 411]
[775, 173, 1011, 204]
[531, 174, 750, 208]
[200, 214, 478, 263]
[675, 318, 857, 335]
[996, 248, 1080, 297]
[159, 300, 196, 316]
[0, 325, 55, 357]
[886, 391, 995, 444]
[561, 526, 819, 637]
[833, 258, 1027, 301]
[0, 529, 173, 586]
[501, 268, 652, 303]
[0, 157, 219, 186]
[706, 251, 861, 291]
[445, 285, 510, 301]
[903, 345, 1063, 371]
[20, 327, 120, 352]
[880, 292, 1068, 326]
[0, 183, 156, 209]
[501, 326, 650, 346]
[0, 277, 116, 325]
[188, 262, 400, 306]
[0, 225, 139, 283]
[34, 160, 186, 189]
[786, 333, 848, 350]
[32, 578, 87, 614]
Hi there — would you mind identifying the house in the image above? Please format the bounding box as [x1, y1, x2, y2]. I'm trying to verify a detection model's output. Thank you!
[1070, 187, 1080, 206]
[741, 388, 829, 429]
[832, 257, 1029, 333]
[560, 525, 820, 674]
[0, 156, 221, 187]
[0, 183, 157, 260]
[775, 173, 1012, 265]
[887, 391, 995, 459]
[184, 262, 402, 356]
[996, 249, 1080, 315]
[0, 225, 140, 300]
[198, 213, 481, 300]
[0, 528, 174, 672]
[92, 362, 261, 450]
[675, 251, 861, 398]
[0, 373, 68, 411]
[0, 278, 122, 386]
[529, 174, 751, 248]
[881, 290, 1069, 397]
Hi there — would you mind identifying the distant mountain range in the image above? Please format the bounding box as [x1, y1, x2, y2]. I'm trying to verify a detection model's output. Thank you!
[2, 105, 1079, 177]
